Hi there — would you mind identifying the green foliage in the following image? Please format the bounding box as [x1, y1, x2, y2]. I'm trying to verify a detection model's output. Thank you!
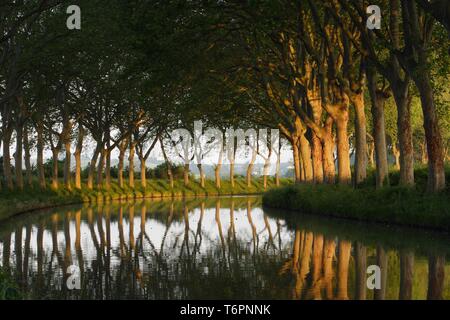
[0, 268, 21, 300]
[43, 158, 65, 178]
[0, 177, 292, 222]
[263, 182, 450, 231]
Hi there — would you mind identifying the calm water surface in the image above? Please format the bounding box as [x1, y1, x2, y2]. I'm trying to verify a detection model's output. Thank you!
[0, 196, 448, 300]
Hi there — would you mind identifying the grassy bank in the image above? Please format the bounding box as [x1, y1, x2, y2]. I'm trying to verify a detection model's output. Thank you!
[0, 177, 292, 222]
[263, 167, 450, 232]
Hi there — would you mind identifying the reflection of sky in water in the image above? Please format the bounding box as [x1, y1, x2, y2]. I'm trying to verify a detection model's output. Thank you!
[0, 197, 449, 300]
[0, 206, 293, 271]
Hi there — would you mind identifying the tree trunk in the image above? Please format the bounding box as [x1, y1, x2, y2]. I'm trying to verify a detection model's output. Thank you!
[215, 165, 221, 188]
[105, 149, 111, 189]
[15, 124, 24, 190]
[393, 143, 400, 170]
[51, 148, 59, 189]
[393, 89, 415, 186]
[311, 132, 324, 184]
[420, 141, 428, 164]
[118, 142, 127, 188]
[246, 151, 256, 188]
[415, 75, 446, 192]
[140, 157, 146, 189]
[96, 148, 106, 188]
[367, 72, 390, 188]
[74, 125, 84, 189]
[292, 139, 302, 183]
[129, 141, 135, 188]
[229, 159, 235, 188]
[322, 119, 336, 184]
[263, 156, 271, 190]
[36, 122, 46, 189]
[159, 138, 173, 188]
[64, 140, 72, 190]
[197, 163, 205, 188]
[335, 115, 352, 185]
[368, 141, 375, 167]
[275, 144, 281, 186]
[87, 145, 101, 189]
[183, 163, 189, 186]
[23, 126, 32, 187]
[299, 134, 313, 183]
[215, 145, 223, 188]
[353, 93, 368, 186]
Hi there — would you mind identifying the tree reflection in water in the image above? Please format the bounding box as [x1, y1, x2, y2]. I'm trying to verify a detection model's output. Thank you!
[0, 196, 448, 300]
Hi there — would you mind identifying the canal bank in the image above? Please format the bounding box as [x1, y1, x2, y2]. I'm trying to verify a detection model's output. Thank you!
[263, 183, 450, 232]
[0, 178, 291, 222]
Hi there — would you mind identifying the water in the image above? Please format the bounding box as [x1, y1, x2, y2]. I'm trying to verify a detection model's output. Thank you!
[0, 196, 448, 300]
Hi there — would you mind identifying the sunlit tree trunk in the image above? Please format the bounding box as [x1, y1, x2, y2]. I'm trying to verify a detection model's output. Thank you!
[299, 134, 313, 183]
[420, 141, 428, 165]
[322, 118, 336, 184]
[311, 132, 324, 184]
[368, 141, 375, 168]
[335, 113, 351, 185]
[292, 139, 301, 183]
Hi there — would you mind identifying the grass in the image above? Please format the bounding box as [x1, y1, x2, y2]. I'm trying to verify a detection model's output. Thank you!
[0, 268, 20, 300]
[0, 177, 292, 222]
[263, 166, 450, 232]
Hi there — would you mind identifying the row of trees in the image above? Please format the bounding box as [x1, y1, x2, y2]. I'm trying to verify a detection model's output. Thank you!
[1, 0, 449, 194]
[191, 0, 450, 191]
